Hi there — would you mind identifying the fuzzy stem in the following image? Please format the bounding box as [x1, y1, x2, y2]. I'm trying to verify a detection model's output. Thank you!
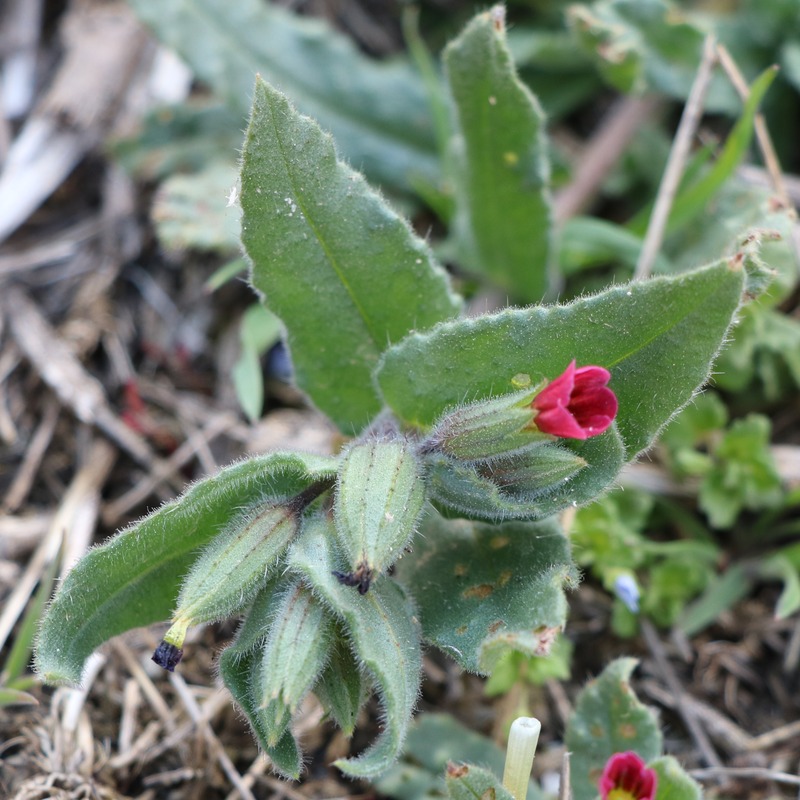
[502, 716, 541, 800]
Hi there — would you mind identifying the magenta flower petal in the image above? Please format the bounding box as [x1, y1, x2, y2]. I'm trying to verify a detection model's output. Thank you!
[531, 361, 618, 440]
[599, 751, 657, 800]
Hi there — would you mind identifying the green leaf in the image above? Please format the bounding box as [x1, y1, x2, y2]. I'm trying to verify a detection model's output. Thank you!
[313, 633, 365, 737]
[567, 0, 739, 112]
[241, 78, 461, 432]
[35, 452, 337, 686]
[651, 755, 702, 800]
[678, 564, 751, 636]
[662, 67, 778, 237]
[0, 688, 39, 707]
[218, 584, 302, 779]
[396, 512, 577, 674]
[445, 763, 515, 800]
[759, 555, 800, 620]
[444, 7, 554, 302]
[126, 0, 439, 190]
[112, 102, 243, 182]
[152, 160, 240, 254]
[699, 414, 783, 528]
[377, 259, 745, 457]
[289, 515, 422, 778]
[565, 658, 662, 800]
[559, 216, 671, 277]
[232, 304, 283, 423]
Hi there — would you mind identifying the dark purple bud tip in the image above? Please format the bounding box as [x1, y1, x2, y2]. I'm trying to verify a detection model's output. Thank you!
[152, 640, 184, 672]
[333, 563, 373, 595]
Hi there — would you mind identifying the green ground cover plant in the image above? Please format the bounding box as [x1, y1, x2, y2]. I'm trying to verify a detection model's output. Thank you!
[29, 2, 800, 798]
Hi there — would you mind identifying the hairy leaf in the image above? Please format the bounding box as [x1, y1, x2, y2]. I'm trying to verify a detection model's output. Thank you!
[396, 512, 577, 674]
[241, 79, 460, 431]
[36, 452, 337, 685]
[289, 515, 421, 777]
[377, 260, 745, 457]
[444, 7, 554, 301]
[126, 0, 439, 189]
[565, 658, 662, 800]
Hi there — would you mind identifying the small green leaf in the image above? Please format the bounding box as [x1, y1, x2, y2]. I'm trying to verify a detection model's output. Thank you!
[678, 564, 751, 636]
[0, 688, 39, 707]
[377, 259, 745, 457]
[233, 304, 283, 423]
[699, 414, 782, 528]
[565, 658, 662, 800]
[663, 67, 778, 236]
[289, 515, 422, 777]
[444, 7, 554, 302]
[35, 452, 337, 686]
[241, 78, 460, 432]
[445, 763, 515, 800]
[759, 555, 800, 620]
[126, 0, 440, 190]
[313, 634, 365, 736]
[650, 755, 702, 800]
[396, 512, 576, 674]
[567, 0, 738, 112]
[152, 160, 241, 254]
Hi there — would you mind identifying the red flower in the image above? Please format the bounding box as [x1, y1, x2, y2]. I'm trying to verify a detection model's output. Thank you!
[531, 360, 617, 440]
[599, 751, 657, 800]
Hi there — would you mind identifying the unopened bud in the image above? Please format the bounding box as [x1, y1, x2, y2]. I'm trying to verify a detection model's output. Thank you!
[481, 445, 587, 497]
[258, 581, 333, 745]
[422, 385, 546, 463]
[333, 437, 425, 592]
[155, 499, 305, 667]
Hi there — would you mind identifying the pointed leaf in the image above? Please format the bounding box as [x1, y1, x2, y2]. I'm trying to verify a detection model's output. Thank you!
[314, 634, 365, 736]
[36, 452, 337, 685]
[650, 756, 702, 800]
[444, 7, 554, 301]
[289, 515, 422, 777]
[396, 512, 577, 674]
[565, 658, 662, 800]
[241, 78, 461, 431]
[126, 0, 439, 189]
[377, 259, 745, 456]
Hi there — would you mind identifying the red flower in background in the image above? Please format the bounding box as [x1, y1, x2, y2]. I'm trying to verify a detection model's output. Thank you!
[531, 360, 617, 440]
[599, 751, 657, 800]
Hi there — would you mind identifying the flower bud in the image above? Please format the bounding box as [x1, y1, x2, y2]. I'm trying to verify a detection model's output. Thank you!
[258, 581, 333, 745]
[156, 491, 319, 662]
[333, 437, 425, 593]
[422, 385, 545, 463]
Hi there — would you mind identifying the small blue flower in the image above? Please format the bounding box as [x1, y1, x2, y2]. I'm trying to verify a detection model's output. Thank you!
[614, 573, 640, 613]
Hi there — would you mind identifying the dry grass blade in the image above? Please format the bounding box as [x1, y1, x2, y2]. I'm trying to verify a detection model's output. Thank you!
[634, 34, 718, 280]
[2, 286, 180, 493]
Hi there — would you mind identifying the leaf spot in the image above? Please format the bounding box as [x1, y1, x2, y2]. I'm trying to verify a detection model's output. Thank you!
[463, 584, 493, 600]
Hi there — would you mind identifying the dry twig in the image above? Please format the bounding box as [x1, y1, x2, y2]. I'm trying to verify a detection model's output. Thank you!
[634, 35, 718, 280]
